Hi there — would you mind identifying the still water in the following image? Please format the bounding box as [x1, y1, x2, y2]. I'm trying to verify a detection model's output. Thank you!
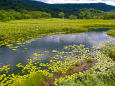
[0, 28, 115, 67]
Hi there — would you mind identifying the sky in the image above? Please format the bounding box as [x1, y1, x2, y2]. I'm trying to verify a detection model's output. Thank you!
[34, 0, 115, 6]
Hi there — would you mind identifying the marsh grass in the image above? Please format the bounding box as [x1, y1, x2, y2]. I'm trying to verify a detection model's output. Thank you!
[102, 45, 115, 61]
[0, 18, 115, 47]
[15, 72, 44, 86]
[59, 66, 115, 86]
[107, 29, 115, 37]
[0, 18, 115, 86]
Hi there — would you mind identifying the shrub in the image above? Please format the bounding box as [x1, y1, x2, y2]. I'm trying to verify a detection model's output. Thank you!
[102, 45, 115, 61]
[69, 15, 77, 20]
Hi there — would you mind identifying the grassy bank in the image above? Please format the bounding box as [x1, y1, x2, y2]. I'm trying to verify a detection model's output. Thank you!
[0, 18, 115, 47]
[107, 29, 115, 37]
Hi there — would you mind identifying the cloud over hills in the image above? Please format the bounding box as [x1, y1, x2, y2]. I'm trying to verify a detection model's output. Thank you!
[34, 0, 115, 6]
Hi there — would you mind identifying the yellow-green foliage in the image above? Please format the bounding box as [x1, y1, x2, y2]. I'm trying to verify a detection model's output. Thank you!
[107, 29, 115, 37]
[87, 57, 94, 63]
[0, 18, 115, 46]
[102, 45, 115, 61]
[75, 62, 81, 66]
[15, 72, 44, 86]
[59, 66, 115, 86]
[0, 44, 115, 86]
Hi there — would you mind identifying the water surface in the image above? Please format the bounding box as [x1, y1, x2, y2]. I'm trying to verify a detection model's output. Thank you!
[0, 28, 115, 67]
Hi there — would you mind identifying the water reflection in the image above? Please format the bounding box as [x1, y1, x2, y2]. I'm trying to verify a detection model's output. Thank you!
[0, 28, 115, 67]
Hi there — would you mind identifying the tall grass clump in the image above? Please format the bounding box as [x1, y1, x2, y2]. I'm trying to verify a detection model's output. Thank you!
[102, 44, 115, 61]
[15, 72, 44, 86]
[107, 29, 115, 37]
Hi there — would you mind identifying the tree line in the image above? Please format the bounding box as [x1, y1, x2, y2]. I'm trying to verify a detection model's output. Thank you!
[59, 8, 115, 20]
[0, 9, 51, 21]
[0, 8, 115, 21]
[66, 8, 115, 19]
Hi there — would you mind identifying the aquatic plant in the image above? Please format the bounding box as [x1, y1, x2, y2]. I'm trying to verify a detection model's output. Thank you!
[75, 62, 81, 66]
[0, 44, 115, 86]
[87, 57, 94, 63]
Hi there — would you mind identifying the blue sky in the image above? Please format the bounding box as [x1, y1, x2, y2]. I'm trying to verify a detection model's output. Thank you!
[34, 0, 115, 6]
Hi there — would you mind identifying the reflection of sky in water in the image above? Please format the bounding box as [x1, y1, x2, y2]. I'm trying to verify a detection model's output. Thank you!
[0, 29, 115, 67]
[87, 32, 115, 47]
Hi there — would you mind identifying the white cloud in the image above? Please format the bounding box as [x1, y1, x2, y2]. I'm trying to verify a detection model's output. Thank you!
[34, 0, 115, 6]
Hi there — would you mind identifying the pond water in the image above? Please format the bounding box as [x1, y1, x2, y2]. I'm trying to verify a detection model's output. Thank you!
[0, 28, 115, 67]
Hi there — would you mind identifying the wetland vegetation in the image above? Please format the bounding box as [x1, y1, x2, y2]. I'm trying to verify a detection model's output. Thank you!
[0, 44, 115, 86]
[0, 18, 115, 47]
[0, 0, 115, 86]
[0, 18, 115, 86]
[107, 29, 115, 37]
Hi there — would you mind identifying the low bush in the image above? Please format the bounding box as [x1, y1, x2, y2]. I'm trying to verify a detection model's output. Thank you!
[102, 45, 115, 61]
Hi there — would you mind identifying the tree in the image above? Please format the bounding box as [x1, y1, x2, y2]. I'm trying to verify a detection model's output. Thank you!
[69, 15, 77, 19]
[58, 12, 64, 25]
[0, 10, 12, 21]
[77, 8, 104, 19]
[30, 11, 51, 19]
[103, 12, 115, 19]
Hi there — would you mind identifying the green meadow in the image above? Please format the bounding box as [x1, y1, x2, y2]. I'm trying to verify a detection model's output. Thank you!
[0, 18, 115, 47]
[0, 18, 115, 86]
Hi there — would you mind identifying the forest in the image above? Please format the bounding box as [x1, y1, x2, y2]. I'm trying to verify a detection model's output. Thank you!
[0, 8, 115, 21]
[0, 0, 115, 21]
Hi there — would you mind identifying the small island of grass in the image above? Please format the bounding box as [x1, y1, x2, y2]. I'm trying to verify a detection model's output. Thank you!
[107, 29, 115, 37]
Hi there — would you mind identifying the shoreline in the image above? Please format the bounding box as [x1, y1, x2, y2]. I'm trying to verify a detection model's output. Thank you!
[0, 18, 115, 47]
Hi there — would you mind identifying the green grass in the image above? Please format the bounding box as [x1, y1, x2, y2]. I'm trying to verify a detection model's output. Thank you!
[15, 72, 44, 86]
[102, 45, 115, 61]
[59, 66, 115, 86]
[0, 18, 115, 47]
[107, 29, 115, 37]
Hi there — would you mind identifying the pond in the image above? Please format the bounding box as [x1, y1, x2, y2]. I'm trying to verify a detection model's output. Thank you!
[0, 28, 115, 67]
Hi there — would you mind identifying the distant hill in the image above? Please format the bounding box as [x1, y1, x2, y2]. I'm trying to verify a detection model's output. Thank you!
[0, 0, 115, 17]
[23, 0, 115, 11]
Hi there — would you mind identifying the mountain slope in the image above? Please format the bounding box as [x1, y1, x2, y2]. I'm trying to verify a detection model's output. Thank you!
[1, 0, 115, 11]
[24, 0, 115, 11]
[0, 0, 115, 17]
